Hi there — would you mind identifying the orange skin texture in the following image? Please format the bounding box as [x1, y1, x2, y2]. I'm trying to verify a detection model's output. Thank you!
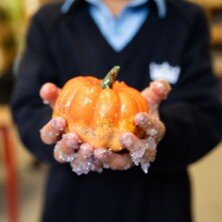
[53, 76, 149, 151]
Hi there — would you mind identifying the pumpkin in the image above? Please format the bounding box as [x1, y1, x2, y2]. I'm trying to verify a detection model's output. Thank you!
[53, 66, 149, 151]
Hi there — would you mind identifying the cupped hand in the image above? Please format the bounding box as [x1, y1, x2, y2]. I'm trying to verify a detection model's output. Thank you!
[39, 83, 133, 175]
[120, 80, 171, 173]
[39, 80, 171, 175]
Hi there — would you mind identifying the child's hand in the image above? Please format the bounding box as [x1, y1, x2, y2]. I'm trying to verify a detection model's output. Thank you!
[39, 80, 170, 174]
[99, 80, 171, 173]
[39, 83, 97, 174]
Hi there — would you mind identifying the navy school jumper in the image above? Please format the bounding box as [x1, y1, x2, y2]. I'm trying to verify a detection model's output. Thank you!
[11, 0, 222, 221]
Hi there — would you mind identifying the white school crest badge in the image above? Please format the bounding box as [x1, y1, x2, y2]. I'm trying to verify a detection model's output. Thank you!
[149, 62, 181, 84]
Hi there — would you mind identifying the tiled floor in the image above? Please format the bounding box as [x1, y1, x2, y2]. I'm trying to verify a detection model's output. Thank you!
[0, 106, 222, 222]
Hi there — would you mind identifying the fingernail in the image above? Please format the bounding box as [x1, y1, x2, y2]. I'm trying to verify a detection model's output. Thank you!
[156, 82, 165, 94]
[94, 149, 110, 160]
[40, 129, 59, 142]
[63, 133, 81, 149]
[80, 144, 94, 157]
[135, 113, 150, 127]
[120, 133, 135, 147]
[51, 117, 66, 131]
[54, 142, 77, 163]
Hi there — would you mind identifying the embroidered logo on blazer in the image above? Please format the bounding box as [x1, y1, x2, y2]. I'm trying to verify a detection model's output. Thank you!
[149, 62, 181, 84]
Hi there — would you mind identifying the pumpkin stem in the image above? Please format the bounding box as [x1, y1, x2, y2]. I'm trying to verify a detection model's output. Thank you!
[101, 66, 120, 89]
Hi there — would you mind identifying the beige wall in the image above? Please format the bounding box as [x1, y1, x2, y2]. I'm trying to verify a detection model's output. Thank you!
[189, 143, 222, 222]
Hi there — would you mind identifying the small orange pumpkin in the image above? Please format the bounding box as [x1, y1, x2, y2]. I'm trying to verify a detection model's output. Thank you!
[53, 66, 149, 151]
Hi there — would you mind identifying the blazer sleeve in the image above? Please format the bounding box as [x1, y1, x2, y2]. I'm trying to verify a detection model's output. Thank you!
[11, 11, 58, 164]
[152, 8, 222, 173]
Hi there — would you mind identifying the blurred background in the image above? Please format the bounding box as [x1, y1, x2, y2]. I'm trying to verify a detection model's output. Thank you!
[0, 0, 221, 222]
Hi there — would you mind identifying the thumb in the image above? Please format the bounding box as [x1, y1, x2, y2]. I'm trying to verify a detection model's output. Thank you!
[40, 83, 60, 108]
[141, 79, 171, 113]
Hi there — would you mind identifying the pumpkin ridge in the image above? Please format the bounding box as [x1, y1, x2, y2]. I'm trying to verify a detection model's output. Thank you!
[125, 88, 140, 112]
[114, 88, 121, 121]
[69, 81, 100, 125]
[122, 87, 148, 138]
[93, 88, 119, 126]
[89, 83, 102, 127]
[54, 79, 83, 117]
[109, 88, 122, 149]
[92, 88, 120, 148]
[118, 90, 137, 133]
[126, 87, 148, 112]
[126, 87, 143, 111]
[111, 88, 121, 149]
[85, 76, 100, 85]
[63, 81, 87, 119]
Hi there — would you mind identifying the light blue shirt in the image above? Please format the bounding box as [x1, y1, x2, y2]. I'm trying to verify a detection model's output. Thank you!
[61, 0, 166, 52]
[87, 0, 149, 52]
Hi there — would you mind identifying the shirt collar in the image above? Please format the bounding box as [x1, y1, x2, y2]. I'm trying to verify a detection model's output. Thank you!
[86, 0, 148, 8]
[61, 0, 166, 18]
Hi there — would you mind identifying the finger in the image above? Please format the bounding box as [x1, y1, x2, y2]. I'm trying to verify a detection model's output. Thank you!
[141, 80, 171, 112]
[77, 143, 94, 160]
[93, 148, 112, 163]
[120, 132, 157, 169]
[61, 133, 81, 151]
[53, 140, 77, 163]
[54, 143, 94, 164]
[70, 143, 102, 175]
[153, 120, 165, 142]
[54, 134, 80, 163]
[40, 117, 66, 144]
[142, 138, 157, 162]
[119, 132, 138, 152]
[94, 148, 133, 170]
[107, 153, 133, 170]
[120, 133, 147, 165]
[134, 113, 165, 141]
[138, 137, 157, 173]
[40, 83, 60, 108]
